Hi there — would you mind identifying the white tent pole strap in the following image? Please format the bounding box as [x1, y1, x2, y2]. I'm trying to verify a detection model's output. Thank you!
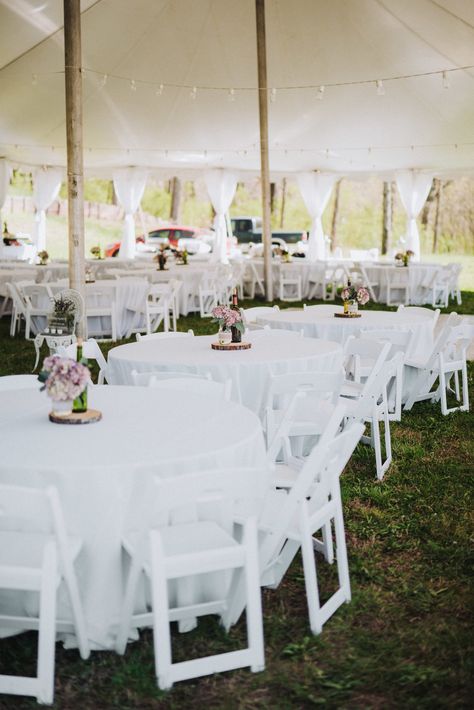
[396, 171, 433, 262]
[297, 173, 336, 262]
[113, 168, 148, 259]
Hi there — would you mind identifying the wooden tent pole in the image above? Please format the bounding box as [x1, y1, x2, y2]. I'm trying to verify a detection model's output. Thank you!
[255, 0, 273, 301]
[64, 0, 86, 336]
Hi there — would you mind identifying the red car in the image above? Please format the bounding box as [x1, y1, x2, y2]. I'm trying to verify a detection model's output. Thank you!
[104, 226, 208, 257]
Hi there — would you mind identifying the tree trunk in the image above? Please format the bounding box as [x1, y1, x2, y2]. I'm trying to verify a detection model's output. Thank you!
[279, 177, 286, 228]
[433, 178, 443, 253]
[169, 176, 181, 222]
[421, 182, 437, 227]
[382, 181, 392, 255]
[330, 179, 342, 251]
[270, 182, 276, 217]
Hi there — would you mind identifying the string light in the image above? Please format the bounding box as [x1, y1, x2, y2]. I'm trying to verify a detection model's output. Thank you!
[32, 74, 38, 85]
[155, 83, 164, 96]
[190, 86, 197, 100]
[100, 74, 108, 88]
[376, 80, 385, 96]
[442, 71, 450, 89]
[316, 85, 325, 100]
[130, 79, 137, 91]
[228, 88, 236, 102]
[270, 88, 277, 103]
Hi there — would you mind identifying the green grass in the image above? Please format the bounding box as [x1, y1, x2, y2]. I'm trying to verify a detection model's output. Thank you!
[0, 297, 473, 709]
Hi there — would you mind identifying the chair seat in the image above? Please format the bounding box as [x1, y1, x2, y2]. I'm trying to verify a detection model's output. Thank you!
[272, 462, 299, 488]
[271, 398, 335, 436]
[340, 381, 364, 398]
[123, 520, 238, 575]
[0, 530, 83, 571]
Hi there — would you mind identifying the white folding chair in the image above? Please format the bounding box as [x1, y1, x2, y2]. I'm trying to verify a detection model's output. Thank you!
[436, 321, 474, 415]
[278, 264, 302, 302]
[340, 339, 392, 479]
[385, 267, 410, 306]
[242, 261, 264, 299]
[241, 305, 280, 331]
[358, 329, 412, 421]
[198, 272, 219, 317]
[307, 262, 329, 300]
[57, 338, 108, 384]
[0, 485, 89, 705]
[0, 374, 41, 391]
[447, 263, 462, 306]
[115, 467, 266, 689]
[229, 422, 364, 635]
[430, 266, 451, 309]
[397, 304, 440, 328]
[403, 312, 461, 412]
[347, 262, 378, 303]
[144, 284, 171, 335]
[136, 329, 194, 342]
[85, 284, 118, 342]
[7, 282, 51, 339]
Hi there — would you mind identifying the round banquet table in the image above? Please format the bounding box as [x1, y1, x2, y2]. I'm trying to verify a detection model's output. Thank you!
[256, 305, 435, 362]
[107, 332, 343, 417]
[0, 385, 267, 650]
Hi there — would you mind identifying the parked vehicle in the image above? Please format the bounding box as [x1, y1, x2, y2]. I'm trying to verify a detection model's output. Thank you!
[104, 226, 213, 257]
[230, 216, 304, 245]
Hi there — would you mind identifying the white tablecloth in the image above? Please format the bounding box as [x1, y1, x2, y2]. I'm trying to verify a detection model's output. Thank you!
[107, 332, 343, 417]
[364, 263, 441, 305]
[0, 385, 266, 649]
[257, 305, 435, 362]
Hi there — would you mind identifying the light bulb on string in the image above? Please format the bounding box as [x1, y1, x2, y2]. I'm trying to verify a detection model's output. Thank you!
[156, 83, 164, 96]
[190, 86, 197, 100]
[270, 88, 277, 103]
[316, 85, 325, 100]
[32, 74, 38, 86]
[100, 74, 108, 88]
[228, 88, 236, 102]
[442, 71, 450, 89]
[376, 80, 385, 96]
[130, 79, 137, 91]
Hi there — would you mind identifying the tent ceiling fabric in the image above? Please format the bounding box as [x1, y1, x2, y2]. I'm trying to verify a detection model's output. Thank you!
[0, 0, 473, 178]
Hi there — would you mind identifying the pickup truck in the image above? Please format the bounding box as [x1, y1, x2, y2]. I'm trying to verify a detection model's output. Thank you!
[230, 216, 305, 245]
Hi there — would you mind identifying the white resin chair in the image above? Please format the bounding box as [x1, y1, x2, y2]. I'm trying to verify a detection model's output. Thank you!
[0, 374, 40, 391]
[340, 339, 392, 479]
[136, 329, 194, 342]
[397, 304, 440, 328]
[145, 284, 171, 335]
[57, 338, 108, 384]
[447, 263, 462, 306]
[241, 305, 280, 330]
[85, 284, 118, 341]
[0, 485, 90, 705]
[242, 261, 265, 299]
[404, 314, 472, 415]
[307, 262, 329, 300]
[115, 467, 266, 689]
[347, 262, 379, 303]
[430, 266, 451, 308]
[198, 272, 219, 317]
[278, 264, 302, 302]
[7, 282, 51, 339]
[385, 267, 410, 306]
[229, 422, 364, 635]
[358, 329, 412, 421]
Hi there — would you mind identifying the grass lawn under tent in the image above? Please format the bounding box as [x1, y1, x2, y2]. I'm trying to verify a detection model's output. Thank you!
[0, 295, 473, 709]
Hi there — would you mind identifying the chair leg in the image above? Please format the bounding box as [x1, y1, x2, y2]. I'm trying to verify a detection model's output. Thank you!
[150, 531, 173, 691]
[462, 362, 469, 411]
[332, 487, 351, 603]
[37, 542, 58, 705]
[318, 523, 334, 564]
[242, 518, 265, 672]
[299, 500, 322, 635]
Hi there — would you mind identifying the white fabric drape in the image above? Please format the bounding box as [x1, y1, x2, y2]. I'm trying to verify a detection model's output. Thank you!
[113, 168, 148, 259]
[396, 171, 433, 261]
[204, 169, 238, 264]
[33, 167, 63, 252]
[297, 173, 337, 262]
[0, 159, 11, 215]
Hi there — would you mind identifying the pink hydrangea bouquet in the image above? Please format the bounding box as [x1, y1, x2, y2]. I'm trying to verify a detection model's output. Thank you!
[38, 355, 91, 402]
[341, 284, 370, 306]
[211, 305, 245, 333]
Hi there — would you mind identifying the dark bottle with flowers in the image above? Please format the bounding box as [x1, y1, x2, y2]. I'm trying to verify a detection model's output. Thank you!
[230, 289, 242, 343]
[73, 338, 88, 413]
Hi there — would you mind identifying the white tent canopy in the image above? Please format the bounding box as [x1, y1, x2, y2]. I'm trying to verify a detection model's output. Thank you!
[0, 0, 473, 179]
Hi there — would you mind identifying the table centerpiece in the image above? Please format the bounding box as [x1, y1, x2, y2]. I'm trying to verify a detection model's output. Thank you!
[38, 354, 91, 417]
[339, 281, 370, 317]
[211, 304, 250, 349]
[37, 250, 49, 266]
[395, 249, 414, 267]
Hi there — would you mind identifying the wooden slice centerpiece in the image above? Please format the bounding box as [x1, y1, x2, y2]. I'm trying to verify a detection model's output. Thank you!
[49, 409, 102, 425]
[211, 341, 252, 351]
[334, 312, 362, 319]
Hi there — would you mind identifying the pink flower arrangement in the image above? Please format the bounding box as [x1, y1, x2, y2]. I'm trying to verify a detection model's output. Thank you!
[211, 305, 244, 332]
[341, 284, 370, 306]
[39, 355, 91, 402]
